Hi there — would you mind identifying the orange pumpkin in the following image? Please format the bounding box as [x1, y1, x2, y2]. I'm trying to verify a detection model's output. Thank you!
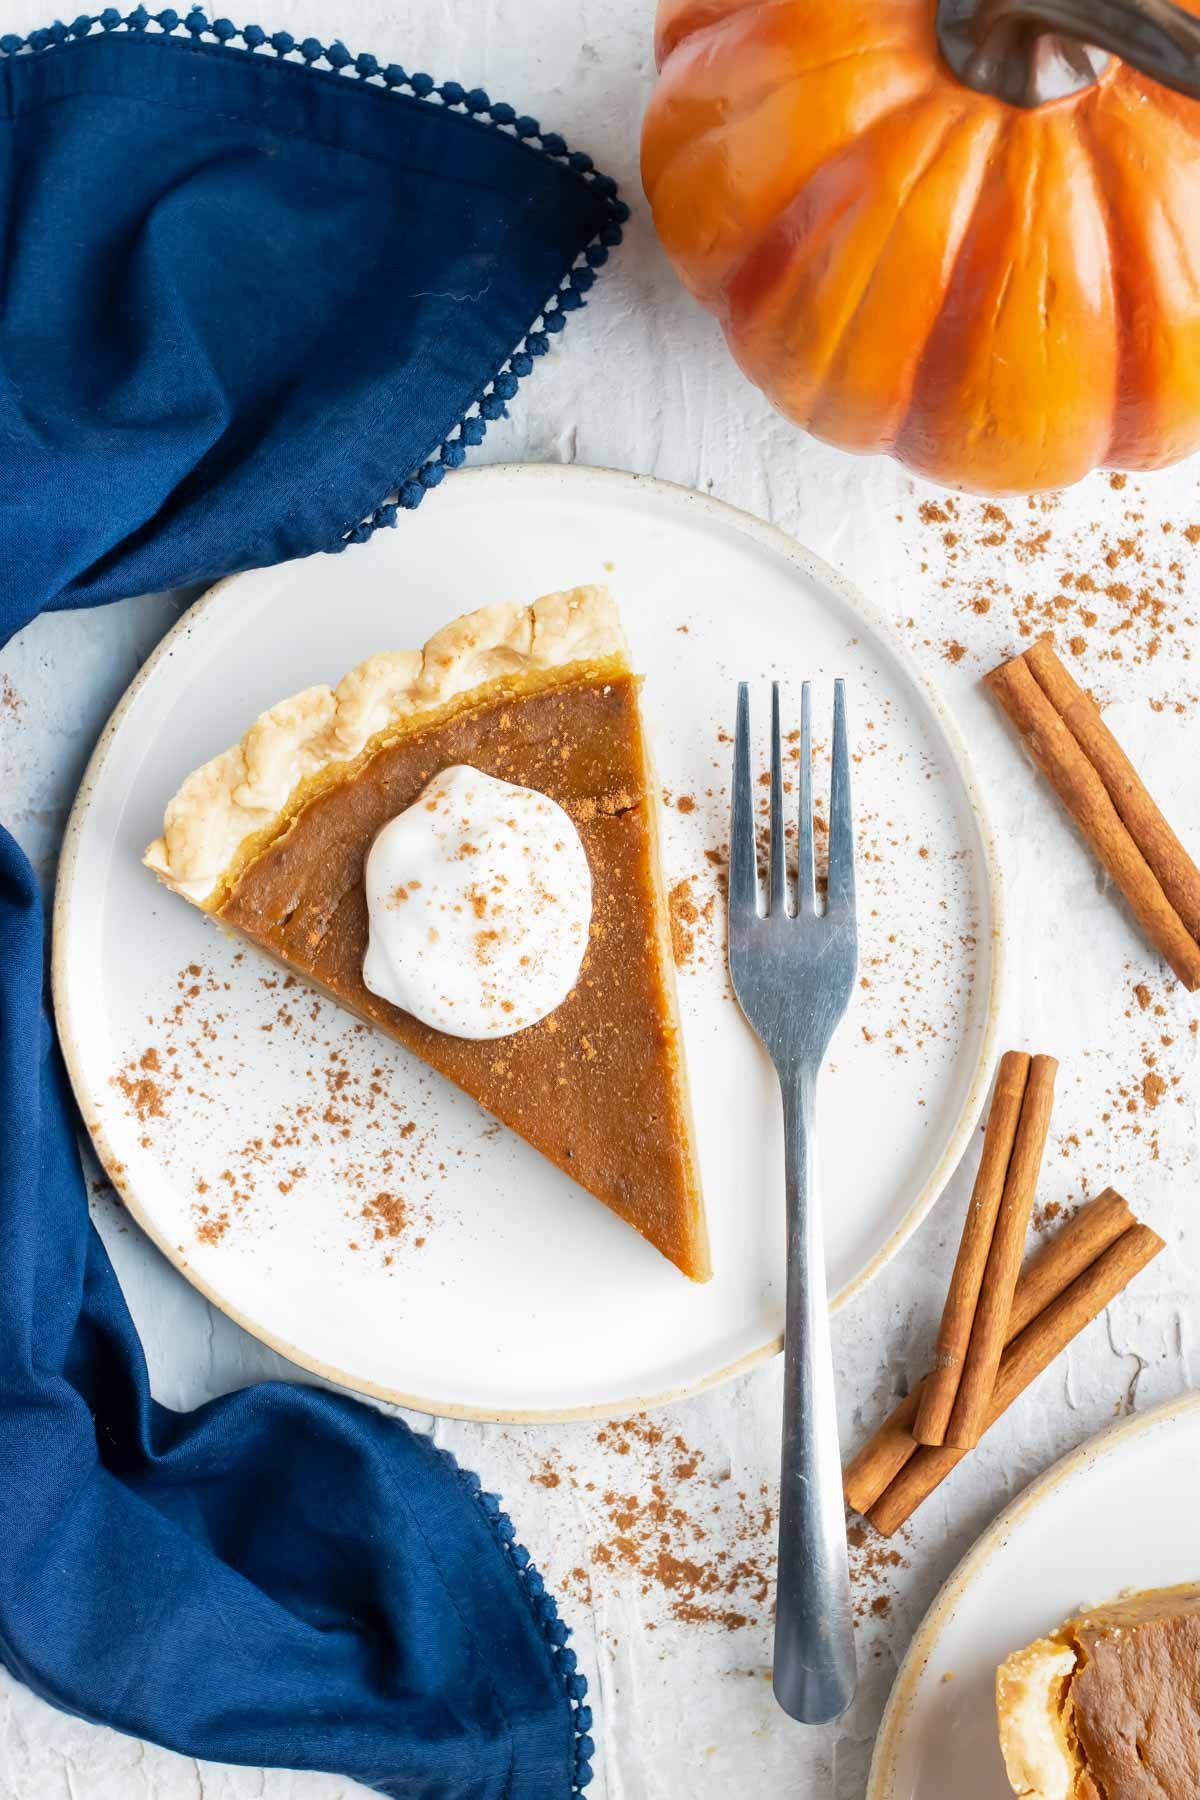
[642, 0, 1200, 494]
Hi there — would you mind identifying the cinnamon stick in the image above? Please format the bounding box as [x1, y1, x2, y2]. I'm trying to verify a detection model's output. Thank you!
[999, 1190, 1134, 1334]
[913, 1051, 1031, 1446]
[842, 1389, 922, 1520]
[842, 1189, 1134, 1517]
[986, 651, 1200, 991]
[943, 1054, 1058, 1448]
[867, 1219, 1165, 1538]
[1023, 638, 1200, 944]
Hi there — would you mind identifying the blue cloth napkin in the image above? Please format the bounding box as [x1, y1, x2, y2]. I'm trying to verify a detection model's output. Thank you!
[0, 11, 624, 1794]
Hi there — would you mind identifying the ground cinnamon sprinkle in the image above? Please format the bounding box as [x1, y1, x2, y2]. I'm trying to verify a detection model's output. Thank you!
[701, 703, 980, 1115]
[112, 1062, 167, 1123]
[1032, 1198, 1065, 1233]
[361, 1190, 409, 1240]
[908, 486, 1198, 703]
[524, 1416, 778, 1633]
[846, 1521, 908, 1622]
[901, 482, 1197, 1198]
[1062, 977, 1191, 1171]
[109, 958, 448, 1258]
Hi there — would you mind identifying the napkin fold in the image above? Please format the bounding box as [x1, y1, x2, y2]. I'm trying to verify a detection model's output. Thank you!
[0, 8, 623, 638]
[0, 11, 622, 1793]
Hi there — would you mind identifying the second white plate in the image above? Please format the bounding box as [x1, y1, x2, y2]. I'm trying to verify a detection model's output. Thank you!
[869, 1392, 1200, 1799]
[53, 465, 1001, 1419]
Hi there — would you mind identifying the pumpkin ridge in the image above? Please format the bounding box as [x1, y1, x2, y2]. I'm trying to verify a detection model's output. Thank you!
[720, 82, 946, 356]
[1121, 60, 1200, 132]
[1079, 87, 1200, 469]
[646, 38, 928, 180]
[643, 40, 935, 305]
[811, 104, 1005, 450]
[1033, 213, 1053, 488]
[893, 110, 1021, 481]
[1065, 101, 1124, 469]
[655, 0, 916, 68]
[975, 124, 1040, 469]
[803, 99, 978, 428]
[1156, 175, 1199, 290]
[642, 0, 932, 204]
[656, 0, 776, 67]
[888, 109, 1014, 469]
[1011, 129, 1054, 489]
[900, 105, 1118, 491]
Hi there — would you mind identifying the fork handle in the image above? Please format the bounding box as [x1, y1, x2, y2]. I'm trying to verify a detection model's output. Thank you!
[773, 1067, 857, 1724]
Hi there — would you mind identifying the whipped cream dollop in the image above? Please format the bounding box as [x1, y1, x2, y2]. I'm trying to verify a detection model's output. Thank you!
[362, 765, 593, 1040]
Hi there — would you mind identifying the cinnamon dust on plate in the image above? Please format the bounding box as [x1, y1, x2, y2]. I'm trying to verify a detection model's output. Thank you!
[108, 958, 444, 1261]
[667, 713, 981, 1117]
[112, 1048, 167, 1129]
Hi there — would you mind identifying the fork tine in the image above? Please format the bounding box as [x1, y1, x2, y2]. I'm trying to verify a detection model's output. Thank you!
[769, 682, 787, 917]
[730, 682, 759, 920]
[796, 681, 815, 916]
[827, 679, 855, 915]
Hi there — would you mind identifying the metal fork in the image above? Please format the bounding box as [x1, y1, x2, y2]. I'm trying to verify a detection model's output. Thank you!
[728, 678, 858, 1725]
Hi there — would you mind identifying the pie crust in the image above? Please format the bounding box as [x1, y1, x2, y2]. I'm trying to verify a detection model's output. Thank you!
[146, 585, 625, 907]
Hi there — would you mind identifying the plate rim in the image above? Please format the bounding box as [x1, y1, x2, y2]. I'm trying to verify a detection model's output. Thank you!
[51, 461, 1006, 1423]
[867, 1387, 1200, 1799]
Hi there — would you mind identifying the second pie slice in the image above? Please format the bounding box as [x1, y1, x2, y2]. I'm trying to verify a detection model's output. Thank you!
[145, 584, 711, 1282]
[997, 1584, 1200, 1799]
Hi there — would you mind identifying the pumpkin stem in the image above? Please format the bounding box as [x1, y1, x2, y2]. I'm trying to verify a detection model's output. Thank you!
[937, 0, 1200, 106]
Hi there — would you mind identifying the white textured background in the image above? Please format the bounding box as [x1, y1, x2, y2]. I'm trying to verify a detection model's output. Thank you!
[2, 2, 1199, 1795]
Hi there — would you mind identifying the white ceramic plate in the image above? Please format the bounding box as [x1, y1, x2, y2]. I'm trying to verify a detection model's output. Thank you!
[54, 464, 1001, 1421]
[869, 1392, 1200, 1800]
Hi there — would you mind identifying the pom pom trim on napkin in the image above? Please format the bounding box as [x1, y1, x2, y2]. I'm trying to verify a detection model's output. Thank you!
[0, 5, 628, 555]
[444, 1449, 596, 1793]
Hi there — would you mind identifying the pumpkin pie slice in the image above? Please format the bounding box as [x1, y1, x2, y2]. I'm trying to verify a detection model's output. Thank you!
[144, 584, 711, 1281]
[996, 1584, 1200, 1799]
